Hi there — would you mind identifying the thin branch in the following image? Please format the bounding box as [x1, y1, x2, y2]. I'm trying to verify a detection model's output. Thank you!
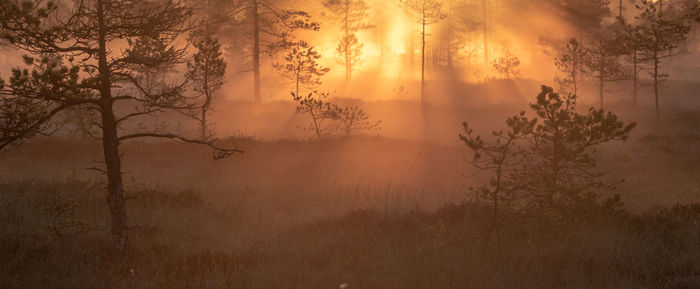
[117, 132, 243, 159]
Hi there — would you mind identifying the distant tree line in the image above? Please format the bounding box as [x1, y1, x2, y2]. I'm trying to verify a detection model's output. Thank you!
[547, 0, 698, 120]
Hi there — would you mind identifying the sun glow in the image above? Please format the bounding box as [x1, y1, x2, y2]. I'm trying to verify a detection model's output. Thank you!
[291, 0, 580, 100]
[312, 5, 419, 84]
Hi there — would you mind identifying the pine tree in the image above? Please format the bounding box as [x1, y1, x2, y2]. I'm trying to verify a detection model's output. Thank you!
[186, 27, 227, 141]
[617, 18, 643, 105]
[293, 91, 380, 138]
[322, 0, 370, 81]
[334, 34, 363, 80]
[492, 50, 521, 80]
[634, 0, 691, 120]
[233, 0, 320, 103]
[448, 0, 483, 67]
[548, 0, 612, 38]
[461, 86, 636, 223]
[460, 112, 535, 241]
[275, 41, 330, 99]
[400, 0, 447, 103]
[517, 86, 635, 219]
[584, 30, 630, 108]
[482, 0, 489, 65]
[554, 39, 587, 96]
[0, 0, 240, 253]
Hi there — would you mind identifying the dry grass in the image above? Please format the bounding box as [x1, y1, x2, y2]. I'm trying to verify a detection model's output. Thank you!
[1, 177, 698, 289]
[1, 83, 699, 288]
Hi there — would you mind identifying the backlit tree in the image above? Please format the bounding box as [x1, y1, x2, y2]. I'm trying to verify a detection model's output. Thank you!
[185, 26, 227, 141]
[492, 50, 521, 80]
[584, 30, 630, 108]
[335, 34, 363, 80]
[0, 0, 240, 253]
[400, 0, 446, 103]
[634, 0, 691, 120]
[461, 86, 636, 225]
[275, 40, 330, 98]
[234, 0, 320, 103]
[322, 0, 370, 81]
[554, 39, 587, 97]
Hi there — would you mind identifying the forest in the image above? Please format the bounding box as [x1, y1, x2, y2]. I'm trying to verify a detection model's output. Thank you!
[1, 0, 699, 288]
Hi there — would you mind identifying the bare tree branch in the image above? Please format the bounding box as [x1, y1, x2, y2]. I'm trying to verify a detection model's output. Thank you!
[117, 132, 243, 159]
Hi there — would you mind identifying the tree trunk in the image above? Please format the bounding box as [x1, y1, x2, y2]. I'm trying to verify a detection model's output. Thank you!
[345, 9, 351, 82]
[252, 0, 261, 103]
[482, 0, 488, 65]
[573, 69, 578, 97]
[633, 50, 637, 105]
[599, 73, 604, 108]
[309, 108, 321, 138]
[102, 104, 128, 254]
[619, 0, 623, 18]
[466, 36, 473, 66]
[467, 47, 472, 66]
[296, 65, 301, 99]
[432, 45, 438, 67]
[201, 61, 210, 140]
[550, 126, 562, 203]
[654, 50, 660, 121]
[97, 0, 128, 254]
[409, 34, 415, 67]
[421, 18, 426, 104]
[201, 106, 207, 141]
[447, 46, 453, 67]
[75, 110, 90, 139]
[345, 40, 351, 81]
[446, 0, 453, 68]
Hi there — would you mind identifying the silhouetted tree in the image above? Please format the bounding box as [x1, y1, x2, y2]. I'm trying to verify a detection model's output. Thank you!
[322, 0, 370, 81]
[618, 0, 623, 17]
[448, 0, 482, 67]
[481, 0, 489, 65]
[0, 0, 240, 253]
[293, 91, 337, 138]
[617, 0, 636, 18]
[492, 50, 521, 80]
[692, 1, 700, 22]
[515, 86, 635, 220]
[617, 18, 643, 105]
[236, 0, 320, 103]
[64, 105, 97, 138]
[548, 0, 612, 38]
[400, 0, 447, 103]
[335, 34, 363, 81]
[460, 112, 535, 242]
[554, 39, 587, 96]
[275, 40, 329, 99]
[0, 56, 78, 153]
[584, 30, 630, 108]
[293, 91, 380, 138]
[187, 0, 239, 30]
[185, 27, 227, 141]
[633, 0, 691, 120]
[336, 105, 381, 135]
[461, 86, 635, 224]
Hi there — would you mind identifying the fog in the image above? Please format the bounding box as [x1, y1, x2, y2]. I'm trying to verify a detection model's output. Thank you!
[1, 0, 700, 288]
[164, 0, 700, 141]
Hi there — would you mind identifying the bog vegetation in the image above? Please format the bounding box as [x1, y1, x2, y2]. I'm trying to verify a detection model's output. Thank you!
[1, 0, 699, 288]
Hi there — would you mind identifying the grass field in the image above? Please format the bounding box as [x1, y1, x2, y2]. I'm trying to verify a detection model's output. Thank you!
[1, 80, 699, 288]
